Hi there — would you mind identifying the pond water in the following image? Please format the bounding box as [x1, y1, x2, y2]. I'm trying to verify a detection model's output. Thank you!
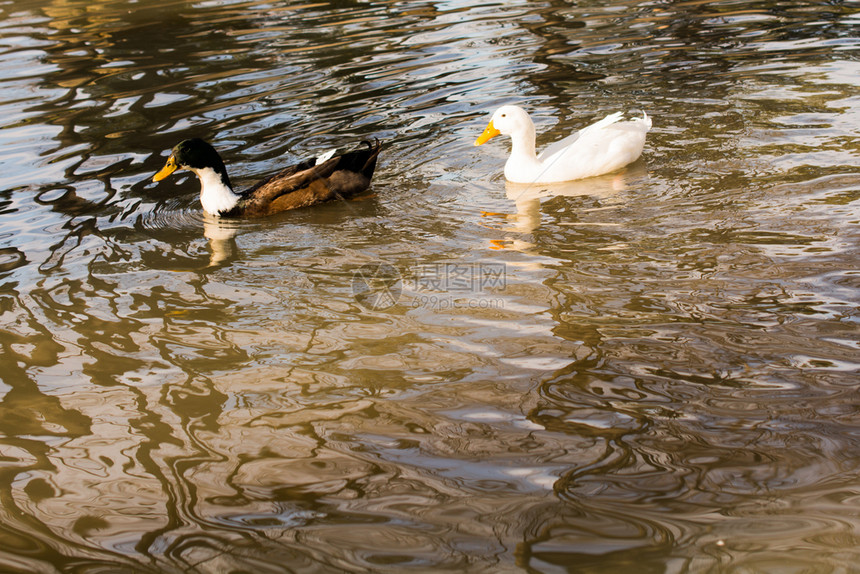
[1, 0, 860, 572]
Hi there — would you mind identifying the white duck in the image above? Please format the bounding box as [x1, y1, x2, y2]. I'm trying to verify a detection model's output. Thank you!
[474, 105, 651, 184]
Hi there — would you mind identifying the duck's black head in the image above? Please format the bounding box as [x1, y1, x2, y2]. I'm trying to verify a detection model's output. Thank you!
[153, 138, 231, 188]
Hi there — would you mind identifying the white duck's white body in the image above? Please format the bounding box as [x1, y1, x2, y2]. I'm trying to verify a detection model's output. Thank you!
[475, 105, 651, 184]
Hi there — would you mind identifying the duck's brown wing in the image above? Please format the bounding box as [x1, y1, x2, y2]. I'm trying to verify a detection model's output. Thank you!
[234, 140, 381, 217]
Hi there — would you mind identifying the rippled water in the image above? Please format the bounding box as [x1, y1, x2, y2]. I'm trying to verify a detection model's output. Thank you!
[2, 0, 859, 572]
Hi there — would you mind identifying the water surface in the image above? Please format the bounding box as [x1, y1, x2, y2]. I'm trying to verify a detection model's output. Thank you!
[1, 0, 859, 572]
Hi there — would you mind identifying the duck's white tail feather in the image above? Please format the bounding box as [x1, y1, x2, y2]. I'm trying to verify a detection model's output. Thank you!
[316, 148, 338, 164]
[580, 111, 624, 135]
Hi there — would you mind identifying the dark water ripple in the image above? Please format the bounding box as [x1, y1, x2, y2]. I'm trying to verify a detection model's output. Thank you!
[1, 0, 860, 572]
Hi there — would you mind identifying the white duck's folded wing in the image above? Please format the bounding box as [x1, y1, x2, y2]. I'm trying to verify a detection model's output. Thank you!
[538, 111, 624, 161]
[537, 112, 651, 182]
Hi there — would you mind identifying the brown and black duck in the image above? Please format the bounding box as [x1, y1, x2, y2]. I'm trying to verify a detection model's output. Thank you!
[152, 138, 381, 217]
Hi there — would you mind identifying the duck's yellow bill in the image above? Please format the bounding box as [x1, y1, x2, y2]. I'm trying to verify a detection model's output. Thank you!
[474, 121, 500, 146]
[153, 156, 178, 182]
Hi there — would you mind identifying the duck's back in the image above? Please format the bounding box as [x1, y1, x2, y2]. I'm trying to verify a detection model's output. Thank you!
[246, 141, 379, 195]
[232, 140, 381, 217]
[537, 114, 650, 183]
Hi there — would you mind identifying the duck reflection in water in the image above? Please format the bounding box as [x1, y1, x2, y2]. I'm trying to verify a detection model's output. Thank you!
[202, 215, 241, 267]
[484, 163, 648, 250]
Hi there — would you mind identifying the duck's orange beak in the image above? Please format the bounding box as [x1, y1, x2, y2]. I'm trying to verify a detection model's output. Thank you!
[474, 120, 500, 146]
[153, 155, 178, 182]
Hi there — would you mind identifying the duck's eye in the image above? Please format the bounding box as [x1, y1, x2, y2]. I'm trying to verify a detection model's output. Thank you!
[501, 114, 506, 118]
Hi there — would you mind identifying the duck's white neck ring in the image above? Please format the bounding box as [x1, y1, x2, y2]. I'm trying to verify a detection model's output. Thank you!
[193, 166, 240, 216]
